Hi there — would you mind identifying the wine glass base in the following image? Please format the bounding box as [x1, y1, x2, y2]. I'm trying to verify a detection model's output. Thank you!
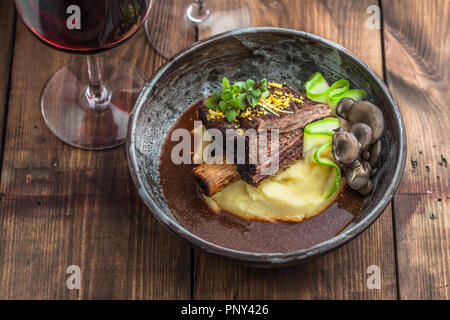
[146, 0, 252, 59]
[41, 57, 144, 150]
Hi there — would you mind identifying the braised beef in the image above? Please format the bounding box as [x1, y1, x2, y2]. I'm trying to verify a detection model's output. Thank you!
[197, 84, 332, 186]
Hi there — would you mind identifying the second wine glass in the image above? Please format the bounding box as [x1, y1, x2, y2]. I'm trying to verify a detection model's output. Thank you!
[146, 0, 253, 58]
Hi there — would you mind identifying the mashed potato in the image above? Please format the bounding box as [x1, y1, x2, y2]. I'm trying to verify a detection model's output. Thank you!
[204, 149, 345, 222]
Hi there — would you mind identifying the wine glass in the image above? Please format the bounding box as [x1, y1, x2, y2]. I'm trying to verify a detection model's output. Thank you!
[146, 0, 252, 58]
[14, 0, 152, 150]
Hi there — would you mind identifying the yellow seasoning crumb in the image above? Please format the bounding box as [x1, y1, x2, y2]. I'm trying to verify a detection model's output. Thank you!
[268, 82, 282, 89]
[208, 109, 225, 118]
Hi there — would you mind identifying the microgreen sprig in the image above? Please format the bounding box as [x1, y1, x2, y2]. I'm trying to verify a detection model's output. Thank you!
[205, 77, 270, 122]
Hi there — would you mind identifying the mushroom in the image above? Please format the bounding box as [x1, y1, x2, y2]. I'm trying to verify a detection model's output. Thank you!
[369, 139, 382, 167]
[332, 131, 360, 165]
[349, 123, 373, 151]
[358, 180, 373, 196]
[345, 161, 370, 190]
[348, 159, 362, 169]
[336, 97, 355, 119]
[361, 150, 370, 161]
[370, 167, 378, 177]
[346, 101, 385, 143]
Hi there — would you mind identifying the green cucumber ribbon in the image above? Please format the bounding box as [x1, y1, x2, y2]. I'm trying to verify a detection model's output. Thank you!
[314, 142, 342, 199]
[304, 117, 342, 199]
[304, 117, 340, 136]
[305, 72, 366, 111]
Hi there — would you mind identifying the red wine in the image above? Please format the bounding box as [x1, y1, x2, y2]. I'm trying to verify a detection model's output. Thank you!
[15, 0, 150, 52]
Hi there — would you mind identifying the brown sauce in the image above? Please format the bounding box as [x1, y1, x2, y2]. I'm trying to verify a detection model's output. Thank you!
[158, 103, 364, 253]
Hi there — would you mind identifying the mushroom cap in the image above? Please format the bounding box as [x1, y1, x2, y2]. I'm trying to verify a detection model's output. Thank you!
[361, 150, 370, 161]
[332, 131, 360, 166]
[345, 161, 370, 190]
[347, 101, 385, 143]
[358, 180, 373, 196]
[369, 139, 382, 167]
[349, 123, 373, 151]
[336, 98, 355, 119]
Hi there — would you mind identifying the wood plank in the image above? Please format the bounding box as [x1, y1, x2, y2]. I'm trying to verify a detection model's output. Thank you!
[0, 1, 15, 164]
[382, 0, 449, 300]
[194, 0, 397, 299]
[0, 16, 191, 299]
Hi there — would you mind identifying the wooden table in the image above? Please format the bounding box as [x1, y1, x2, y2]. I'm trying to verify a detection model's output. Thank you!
[0, 0, 448, 300]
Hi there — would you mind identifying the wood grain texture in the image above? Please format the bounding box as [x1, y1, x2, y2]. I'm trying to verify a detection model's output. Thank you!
[146, 0, 197, 58]
[382, 0, 449, 299]
[2, 0, 446, 301]
[0, 19, 191, 299]
[195, 0, 397, 299]
[0, 1, 15, 164]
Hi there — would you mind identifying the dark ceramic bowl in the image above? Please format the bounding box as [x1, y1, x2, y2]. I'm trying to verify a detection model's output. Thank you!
[127, 27, 406, 267]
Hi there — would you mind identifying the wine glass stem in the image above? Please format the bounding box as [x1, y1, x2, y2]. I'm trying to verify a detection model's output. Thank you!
[86, 55, 110, 110]
[187, 0, 210, 24]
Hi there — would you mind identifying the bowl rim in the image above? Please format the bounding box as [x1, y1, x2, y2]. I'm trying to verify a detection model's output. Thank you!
[127, 27, 406, 265]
